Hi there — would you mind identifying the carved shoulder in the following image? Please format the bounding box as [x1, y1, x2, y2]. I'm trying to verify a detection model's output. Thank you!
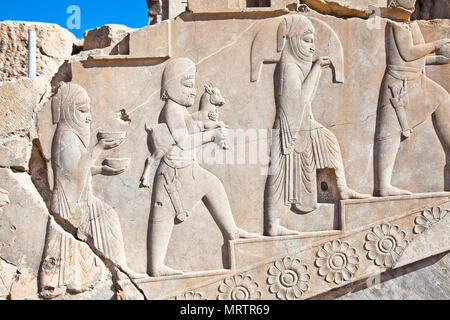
[52, 129, 83, 171]
[162, 102, 189, 140]
[281, 62, 303, 91]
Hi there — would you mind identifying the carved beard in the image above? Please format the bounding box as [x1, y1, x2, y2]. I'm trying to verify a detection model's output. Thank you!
[164, 74, 197, 108]
[53, 84, 91, 149]
[167, 87, 196, 108]
[162, 58, 197, 108]
[289, 35, 313, 79]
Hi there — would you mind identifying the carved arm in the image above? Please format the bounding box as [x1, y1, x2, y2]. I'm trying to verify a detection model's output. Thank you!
[392, 23, 438, 62]
[165, 103, 220, 151]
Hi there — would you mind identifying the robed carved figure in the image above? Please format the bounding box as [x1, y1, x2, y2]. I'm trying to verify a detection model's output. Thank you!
[264, 15, 370, 236]
[40, 83, 143, 299]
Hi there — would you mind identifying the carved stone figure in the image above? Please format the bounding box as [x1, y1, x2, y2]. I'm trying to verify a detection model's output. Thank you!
[264, 15, 370, 237]
[140, 83, 229, 187]
[374, 0, 450, 197]
[40, 83, 143, 299]
[147, 57, 260, 277]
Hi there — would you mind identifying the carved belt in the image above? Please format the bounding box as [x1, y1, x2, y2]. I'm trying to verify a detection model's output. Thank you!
[387, 65, 426, 89]
[386, 65, 422, 139]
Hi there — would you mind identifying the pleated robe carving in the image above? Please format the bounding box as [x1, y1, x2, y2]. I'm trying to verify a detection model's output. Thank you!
[40, 129, 126, 292]
[266, 61, 341, 215]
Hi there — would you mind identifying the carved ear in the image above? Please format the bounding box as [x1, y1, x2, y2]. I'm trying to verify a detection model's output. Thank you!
[205, 83, 213, 94]
[277, 17, 288, 53]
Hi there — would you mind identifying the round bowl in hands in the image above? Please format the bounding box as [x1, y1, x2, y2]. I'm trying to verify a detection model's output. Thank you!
[97, 131, 127, 141]
[437, 43, 450, 58]
[102, 158, 131, 170]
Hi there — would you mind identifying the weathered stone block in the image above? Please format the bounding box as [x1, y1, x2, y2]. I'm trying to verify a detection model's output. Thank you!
[0, 21, 76, 81]
[0, 77, 47, 138]
[129, 20, 171, 58]
[83, 24, 136, 54]
[0, 138, 32, 171]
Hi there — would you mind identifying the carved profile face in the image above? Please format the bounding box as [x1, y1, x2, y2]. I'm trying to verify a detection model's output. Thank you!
[74, 102, 92, 126]
[290, 31, 315, 63]
[52, 83, 92, 148]
[178, 73, 197, 107]
[162, 58, 197, 108]
[277, 15, 316, 63]
[388, 0, 416, 12]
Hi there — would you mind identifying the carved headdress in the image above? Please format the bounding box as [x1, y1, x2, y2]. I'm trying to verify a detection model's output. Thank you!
[251, 14, 344, 84]
[161, 57, 196, 101]
[52, 83, 91, 148]
[277, 15, 315, 63]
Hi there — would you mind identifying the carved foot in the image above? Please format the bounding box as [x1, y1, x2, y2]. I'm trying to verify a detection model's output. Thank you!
[236, 228, 262, 239]
[121, 267, 149, 280]
[375, 186, 412, 197]
[339, 188, 372, 200]
[140, 177, 151, 189]
[39, 286, 66, 300]
[292, 203, 318, 214]
[150, 265, 184, 277]
[264, 222, 300, 237]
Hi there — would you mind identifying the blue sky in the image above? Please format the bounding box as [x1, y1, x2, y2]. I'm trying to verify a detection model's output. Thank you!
[0, 0, 149, 39]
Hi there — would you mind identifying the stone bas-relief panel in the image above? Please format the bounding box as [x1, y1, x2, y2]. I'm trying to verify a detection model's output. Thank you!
[1, 0, 449, 300]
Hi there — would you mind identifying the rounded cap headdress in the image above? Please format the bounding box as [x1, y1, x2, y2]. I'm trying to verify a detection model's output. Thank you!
[52, 83, 91, 148]
[161, 58, 196, 100]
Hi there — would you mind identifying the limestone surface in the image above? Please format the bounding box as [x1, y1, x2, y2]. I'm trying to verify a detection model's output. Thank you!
[82, 24, 136, 54]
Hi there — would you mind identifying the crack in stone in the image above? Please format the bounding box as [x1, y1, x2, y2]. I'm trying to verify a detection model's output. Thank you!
[3, 166, 146, 300]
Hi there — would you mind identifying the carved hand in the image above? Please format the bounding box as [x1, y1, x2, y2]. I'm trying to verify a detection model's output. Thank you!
[315, 56, 332, 69]
[434, 55, 450, 65]
[434, 39, 450, 51]
[97, 138, 124, 150]
[101, 165, 126, 176]
[140, 158, 153, 189]
[208, 110, 220, 122]
[211, 127, 228, 147]
[140, 175, 151, 188]
[91, 166, 102, 176]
